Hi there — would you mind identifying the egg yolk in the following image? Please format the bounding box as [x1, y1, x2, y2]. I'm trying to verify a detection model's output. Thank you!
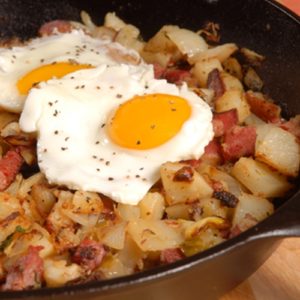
[17, 62, 93, 95]
[108, 94, 191, 150]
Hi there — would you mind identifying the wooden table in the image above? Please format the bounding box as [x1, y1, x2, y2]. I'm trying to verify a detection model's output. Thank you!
[221, 238, 300, 300]
[278, 0, 300, 14]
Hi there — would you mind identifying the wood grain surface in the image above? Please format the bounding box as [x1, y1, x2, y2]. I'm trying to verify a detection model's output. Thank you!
[221, 238, 300, 300]
[278, 0, 300, 15]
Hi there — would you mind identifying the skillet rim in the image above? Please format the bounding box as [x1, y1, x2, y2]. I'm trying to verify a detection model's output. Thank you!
[0, 0, 299, 298]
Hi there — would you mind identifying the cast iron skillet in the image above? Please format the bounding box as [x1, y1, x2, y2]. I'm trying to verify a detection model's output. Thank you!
[1, 0, 300, 299]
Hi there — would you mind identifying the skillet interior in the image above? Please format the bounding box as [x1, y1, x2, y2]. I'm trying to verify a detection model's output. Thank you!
[0, 0, 299, 299]
[1, 0, 300, 114]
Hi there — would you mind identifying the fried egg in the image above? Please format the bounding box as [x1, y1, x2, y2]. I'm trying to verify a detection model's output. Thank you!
[19, 64, 213, 205]
[0, 30, 140, 112]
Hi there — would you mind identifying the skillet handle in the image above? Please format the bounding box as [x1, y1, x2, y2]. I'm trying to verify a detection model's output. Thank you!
[254, 192, 300, 239]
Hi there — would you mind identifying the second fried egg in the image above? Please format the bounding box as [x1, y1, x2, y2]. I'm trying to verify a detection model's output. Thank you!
[19, 64, 213, 205]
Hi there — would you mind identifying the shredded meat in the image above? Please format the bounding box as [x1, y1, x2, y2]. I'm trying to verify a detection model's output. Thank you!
[222, 126, 256, 162]
[160, 248, 185, 264]
[207, 68, 225, 99]
[0, 149, 23, 191]
[164, 69, 192, 85]
[212, 109, 238, 137]
[71, 239, 106, 271]
[200, 139, 223, 165]
[39, 20, 74, 36]
[3, 246, 44, 291]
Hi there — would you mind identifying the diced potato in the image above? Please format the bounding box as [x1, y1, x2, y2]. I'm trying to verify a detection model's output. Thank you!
[139, 192, 165, 220]
[60, 191, 104, 227]
[0, 111, 18, 131]
[255, 124, 300, 177]
[240, 47, 265, 66]
[80, 10, 96, 31]
[221, 72, 244, 92]
[118, 236, 144, 271]
[70, 191, 103, 215]
[200, 165, 244, 197]
[188, 43, 238, 64]
[31, 184, 56, 218]
[100, 254, 132, 279]
[182, 217, 226, 256]
[243, 67, 263, 91]
[46, 191, 75, 232]
[0, 213, 32, 244]
[166, 198, 227, 221]
[244, 113, 266, 127]
[62, 211, 100, 228]
[101, 221, 127, 250]
[104, 12, 127, 31]
[4, 174, 23, 196]
[223, 57, 243, 80]
[199, 198, 228, 219]
[21, 195, 43, 224]
[196, 88, 215, 106]
[144, 25, 179, 53]
[53, 226, 81, 251]
[165, 203, 190, 220]
[117, 203, 140, 221]
[191, 58, 223, 87]
[232, 193, 274, 232]
[215, 90, 251, 123]
[184, 216, 226, 239]
[166, 27, 208, 58]
[232, 157, 293, 198]
[141, 50, 172, 68]
[17, 172, 45, 198]
[183, 227, 225, 256]
[19, 146, 36, 165]
[115, 24, 145, 52]
[92, 26, 117, 41]
[160, 162, 213, 205]
[43, 259, 83, 287]
[0, 192, 23, 220]
[127, 219, 183, 251]
[4, 229, 54, 258]
[1, 121, 20, 138]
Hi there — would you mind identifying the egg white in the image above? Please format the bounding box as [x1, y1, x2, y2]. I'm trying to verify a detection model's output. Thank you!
[19, 64, 213, 205]
[0, 30, 140, 112]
